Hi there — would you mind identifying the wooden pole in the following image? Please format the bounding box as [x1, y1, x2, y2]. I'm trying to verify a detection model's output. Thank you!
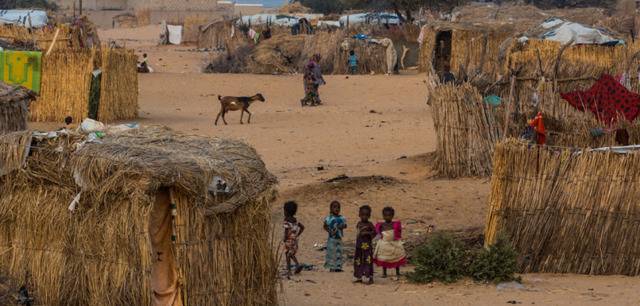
[79, 0, 83, 16]
[502, 74, 517, 138]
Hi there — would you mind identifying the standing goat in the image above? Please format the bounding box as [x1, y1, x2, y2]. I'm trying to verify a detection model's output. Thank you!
[215, 93, 266, 125]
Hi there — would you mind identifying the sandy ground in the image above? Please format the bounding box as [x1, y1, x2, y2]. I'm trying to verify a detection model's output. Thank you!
[60, 26, 640, 305]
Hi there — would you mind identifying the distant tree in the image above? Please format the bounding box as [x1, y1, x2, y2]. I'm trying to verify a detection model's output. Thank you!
[294, 0, 345, 15]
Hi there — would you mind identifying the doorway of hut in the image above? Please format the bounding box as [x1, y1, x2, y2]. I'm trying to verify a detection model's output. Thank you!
[433, 30, 452, 74]
[149, 188, 184, 306]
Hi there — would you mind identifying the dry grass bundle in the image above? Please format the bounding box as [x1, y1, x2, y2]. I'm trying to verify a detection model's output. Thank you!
[183, 16, 210, 44]
[0, 24, 72, 51]
[29, 49, 95, 122]
[0, 126, 278, 305]
[0, 82, 34, 135]
[98, 48, 138, 123]
[246, 34, 306, 74]
[332, 35, 387, 75]
[430, 83, 501, 178]
[485, 139, 640, 275]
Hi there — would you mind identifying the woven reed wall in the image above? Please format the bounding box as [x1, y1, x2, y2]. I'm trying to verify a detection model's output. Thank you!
[183, 16, 209, 44]
[451, 29, 511, 79]
[29, 49, 94, 122]
[485, 140, 640, 275]
[419, 25, 511, 77]
[98, 48, 138, 123]
[30, 48, 138, 123]
[430, 83, 501, 178]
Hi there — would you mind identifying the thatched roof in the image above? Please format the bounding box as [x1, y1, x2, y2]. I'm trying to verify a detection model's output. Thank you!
[0, 81, 35, 105]
[0, 126, 277, 214]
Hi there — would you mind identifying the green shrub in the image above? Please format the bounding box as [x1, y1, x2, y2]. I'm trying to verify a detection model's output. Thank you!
[468, 234, 519, 283]
[407, 233, 468, 284]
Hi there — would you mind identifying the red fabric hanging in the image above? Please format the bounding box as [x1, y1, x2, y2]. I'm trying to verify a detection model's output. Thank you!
[560, 74, 640, 125]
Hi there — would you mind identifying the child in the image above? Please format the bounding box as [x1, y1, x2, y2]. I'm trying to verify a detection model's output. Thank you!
[348, 50, 358, 75]
[283, 201, 305, 278]
[323, 200, 347, 272]
[354, 205, 376, 284]
[373, 206, 406, 280]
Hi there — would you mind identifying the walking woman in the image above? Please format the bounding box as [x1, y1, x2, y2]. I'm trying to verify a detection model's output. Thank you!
[301, 54, 326, 106]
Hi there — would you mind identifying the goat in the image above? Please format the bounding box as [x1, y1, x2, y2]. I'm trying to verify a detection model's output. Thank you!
[215, 93, 266, 125]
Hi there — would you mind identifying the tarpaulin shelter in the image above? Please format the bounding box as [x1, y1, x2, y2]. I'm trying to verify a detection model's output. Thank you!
[0, 10, 48, 28]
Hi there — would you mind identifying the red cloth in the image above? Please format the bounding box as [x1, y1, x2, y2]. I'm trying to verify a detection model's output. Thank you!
[529, 112, 546, 145]
[560, 74, 640, 124]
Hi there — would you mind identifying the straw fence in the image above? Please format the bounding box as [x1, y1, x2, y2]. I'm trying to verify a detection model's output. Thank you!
[485, 139, 640, 275]
[183, 16, 210, 44]
[430, 83, 501, 178]
[0, 126, 279, 305]
[29, 47, 138, 123]
[29, 49, 95, 122]
[98, 48, 138, 122]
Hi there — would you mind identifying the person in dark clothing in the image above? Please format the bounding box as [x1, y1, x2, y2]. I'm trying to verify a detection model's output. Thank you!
[440, 64, 455, 84]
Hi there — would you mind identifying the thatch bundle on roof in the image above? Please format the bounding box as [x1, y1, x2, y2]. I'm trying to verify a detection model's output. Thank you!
[485, 139, 640, 275]
[0, 82, 34, 135]
[0, 126, 278, 305]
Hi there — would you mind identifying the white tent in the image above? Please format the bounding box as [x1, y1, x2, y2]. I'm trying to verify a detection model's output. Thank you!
[0, 10, 48, 28]
[339, 13, 401, 27]
[536, 18, 623, 45]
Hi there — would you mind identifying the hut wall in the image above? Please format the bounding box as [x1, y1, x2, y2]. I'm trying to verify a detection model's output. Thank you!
[485, 140, 640, 275]
[450, 29, 510, 80]
[430, 83, 501, 178]
[183, 16, 209, 44]
[98, 48, 138, 123]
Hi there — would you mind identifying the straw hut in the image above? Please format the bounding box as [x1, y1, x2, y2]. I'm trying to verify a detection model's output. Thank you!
[0, 126, 278, 305]
[419, 22, 515, 79]
[0, 82, 35, 135]
[485, 139, 640, 275]
[198, 19, 241, 50]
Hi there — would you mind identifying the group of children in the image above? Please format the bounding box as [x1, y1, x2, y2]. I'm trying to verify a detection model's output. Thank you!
[283, 200, 406, 284]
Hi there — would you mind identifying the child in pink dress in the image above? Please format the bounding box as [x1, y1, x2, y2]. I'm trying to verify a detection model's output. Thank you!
[373, 206, 406, 280]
